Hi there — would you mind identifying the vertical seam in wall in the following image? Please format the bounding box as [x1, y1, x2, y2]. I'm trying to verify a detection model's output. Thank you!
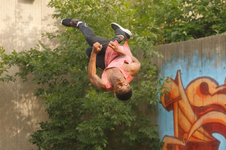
[14, 0, 19, 148]
[40, 0, 43, 51]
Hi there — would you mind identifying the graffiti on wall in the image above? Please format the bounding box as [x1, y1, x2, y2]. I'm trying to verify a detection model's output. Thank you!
[161, 70, 226, 150]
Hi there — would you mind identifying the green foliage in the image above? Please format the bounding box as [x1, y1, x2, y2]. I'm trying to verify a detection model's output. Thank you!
[0, 0, 168, 150]
[147, 0, 226, 44]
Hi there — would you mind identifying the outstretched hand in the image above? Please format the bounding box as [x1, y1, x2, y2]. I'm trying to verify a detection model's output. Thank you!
[92, 42, 102, 53]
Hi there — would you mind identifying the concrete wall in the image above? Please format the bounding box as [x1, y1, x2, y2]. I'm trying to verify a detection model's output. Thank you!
[156, 34, 226, 150]
[0, 0, 59, 149]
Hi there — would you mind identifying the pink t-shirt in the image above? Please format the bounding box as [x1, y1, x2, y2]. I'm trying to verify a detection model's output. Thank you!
[101, 41, 134, 91]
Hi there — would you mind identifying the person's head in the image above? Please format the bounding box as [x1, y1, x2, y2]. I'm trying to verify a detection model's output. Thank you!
[113, 76, 132, 101]
[116, 88, 132, 101]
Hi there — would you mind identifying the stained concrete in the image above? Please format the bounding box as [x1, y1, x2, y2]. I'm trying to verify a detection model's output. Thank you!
[0, 0, 59, 149]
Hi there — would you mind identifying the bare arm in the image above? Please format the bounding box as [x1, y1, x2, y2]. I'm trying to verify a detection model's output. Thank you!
[108, 41, 141, 76]
[88, 42, 107, 91]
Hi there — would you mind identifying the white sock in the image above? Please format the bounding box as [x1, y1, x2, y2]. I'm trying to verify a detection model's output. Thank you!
[117, 35, 125, 40]
[77, 21, 83, 26]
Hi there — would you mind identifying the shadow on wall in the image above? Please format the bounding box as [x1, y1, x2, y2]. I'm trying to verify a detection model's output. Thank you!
[1, 4, 39, 52]
[0, 76, 48, 149]
[18, 0, 35, 4]
[0, 1, 60, 149]
[1, 2, 59, 52]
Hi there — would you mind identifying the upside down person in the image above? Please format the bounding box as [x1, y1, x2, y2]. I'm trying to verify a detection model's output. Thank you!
[61, 18, 140, 101]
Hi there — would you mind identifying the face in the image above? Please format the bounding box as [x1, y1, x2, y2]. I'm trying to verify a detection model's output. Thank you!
[114, 76, 130, 94]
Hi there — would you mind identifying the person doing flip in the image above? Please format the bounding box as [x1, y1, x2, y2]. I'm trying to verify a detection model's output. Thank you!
[61, 18, 140, 101]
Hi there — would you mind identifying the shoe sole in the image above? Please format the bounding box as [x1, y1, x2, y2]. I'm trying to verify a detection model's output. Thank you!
[111, 23, 132, 37]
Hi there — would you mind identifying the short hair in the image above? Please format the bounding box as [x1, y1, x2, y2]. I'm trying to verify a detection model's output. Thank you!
[116, 89, 132, 101]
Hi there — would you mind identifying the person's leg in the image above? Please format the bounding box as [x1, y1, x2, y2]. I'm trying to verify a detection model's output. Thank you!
[85, 35, 124, 70]
[61, 19, 131, 69]
[79, 23, 123, 70]
[84, 46, 104, 69]
[79, 23, 121, 48]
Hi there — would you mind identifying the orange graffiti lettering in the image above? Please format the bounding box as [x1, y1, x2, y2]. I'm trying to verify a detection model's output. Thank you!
[161, 70, 226, 150]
